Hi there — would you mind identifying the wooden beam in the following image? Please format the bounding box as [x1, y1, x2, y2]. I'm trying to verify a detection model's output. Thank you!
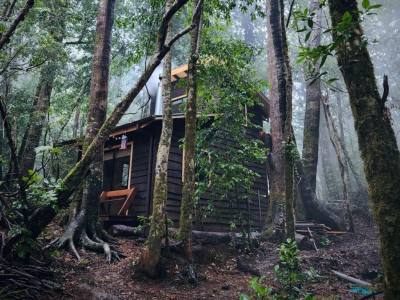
[128, 143, 134, 188]
[171, 64, 188, 77]
[118, 187, 137, 216]
[101, 188, 132, 199]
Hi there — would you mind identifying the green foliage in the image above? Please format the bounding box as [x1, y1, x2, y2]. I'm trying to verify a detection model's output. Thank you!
[240, 277, 274, 300]
[293, 0, 382, 88]
[132, 215, 151, 234]
[194, 29, 267, 228]
[240, 240, 317, 300]
[26, 176, 61, 211]
[274, 239, 302, 299]
[8, 225, 35, 259]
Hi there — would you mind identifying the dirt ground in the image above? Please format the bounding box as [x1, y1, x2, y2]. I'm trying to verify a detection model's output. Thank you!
[45, 218, 383, 300]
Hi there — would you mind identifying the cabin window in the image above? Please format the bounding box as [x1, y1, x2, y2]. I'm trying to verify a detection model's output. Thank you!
[121, 163, 129, 187]
[171, 78, 188, 114]
[103, 143, 133, 191]
[172, 96, 187, 114]
[262, 119, 271, 133]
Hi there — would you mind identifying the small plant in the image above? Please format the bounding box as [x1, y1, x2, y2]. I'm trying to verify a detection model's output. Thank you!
[9, 225, 36, 259]
[131, 215, 150, 234]
[240, 277, 273, 300]
[240, 239, 316, 300]
[319, 236, 331, 247]
[274, 239, 302, 299]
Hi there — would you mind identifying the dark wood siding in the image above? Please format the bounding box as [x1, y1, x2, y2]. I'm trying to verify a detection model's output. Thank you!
[129, 131, 152, 217]
[108, 113, 269, 232]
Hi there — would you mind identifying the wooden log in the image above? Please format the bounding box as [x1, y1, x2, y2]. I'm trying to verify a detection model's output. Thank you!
[332, 270, 372, 287]
[109, 224, 146, 237]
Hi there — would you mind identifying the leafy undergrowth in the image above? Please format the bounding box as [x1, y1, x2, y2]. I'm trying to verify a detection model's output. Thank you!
[42, 218, 382, 300]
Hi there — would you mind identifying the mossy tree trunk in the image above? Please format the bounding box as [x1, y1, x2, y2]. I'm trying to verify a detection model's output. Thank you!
[137, 0, 174, 277]
[178, 0, 203, 260]
[328, 0, 400, 298]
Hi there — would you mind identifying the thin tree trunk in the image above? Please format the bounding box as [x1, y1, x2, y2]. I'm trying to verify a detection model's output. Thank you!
[138, 0, 174, 277]
[178, 0, 203, 260]
[73, 105, 81, 138]
[335, 88, 369, 213]
[319, 115, 341, 200]
[19, 64, 58, 176]
[328, 1, 400, 298]
[322, 94, 354, 232]
[0, 99, 26, 200]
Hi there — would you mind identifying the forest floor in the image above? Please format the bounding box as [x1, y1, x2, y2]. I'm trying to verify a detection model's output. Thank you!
[42, 217, 383, 300]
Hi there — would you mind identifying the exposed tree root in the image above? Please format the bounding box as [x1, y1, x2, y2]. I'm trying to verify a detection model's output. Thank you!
[47, 214, 123, 262]
[81, 230, 122, 262]
[178, 263, 198, 284]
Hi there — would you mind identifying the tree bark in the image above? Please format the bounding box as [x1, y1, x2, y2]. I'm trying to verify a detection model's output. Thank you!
[328, 1, 400, 298]
[280, 0, 295, 240]
[178, 0, 202, 261]
[265, 0, 295, 240]
[265, 0, 285, 235]
[19, 63, 58, 176]
[302, 0, 322, 192]
[137, 0, 174, 277]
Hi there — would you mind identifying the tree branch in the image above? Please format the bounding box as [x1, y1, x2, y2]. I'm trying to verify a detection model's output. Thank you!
[166, 0, 203, 49]
[0, 99, 26, 200]
[0, 0, 35, 51]
[157, 0, 189, 51]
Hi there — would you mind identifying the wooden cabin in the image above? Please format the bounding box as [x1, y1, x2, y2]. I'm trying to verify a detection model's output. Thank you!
[98, 65, 270, 232]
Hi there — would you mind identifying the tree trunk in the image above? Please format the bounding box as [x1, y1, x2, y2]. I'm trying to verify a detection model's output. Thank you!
[137, 0, 174, 277]
[335, 87, 369, 212]
[328, 1, 400, 298]
[73, 104, 81, 138]
[55, 0, 116, 261]
[265, 0, 295, 240]
[280, 0, 295, 240]
[302, 0, 322, 192]
[319, 115, 341, 200]
[178, 0, 203, 260]
[19, 63, 57, 176]
[322, 94, 354, 232]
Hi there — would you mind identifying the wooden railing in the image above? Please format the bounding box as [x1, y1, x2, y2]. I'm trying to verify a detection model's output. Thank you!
[99, 187, 137, 218]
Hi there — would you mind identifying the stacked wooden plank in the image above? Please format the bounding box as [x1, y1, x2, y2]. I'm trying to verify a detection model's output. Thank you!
[295, 221, 346, 236]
